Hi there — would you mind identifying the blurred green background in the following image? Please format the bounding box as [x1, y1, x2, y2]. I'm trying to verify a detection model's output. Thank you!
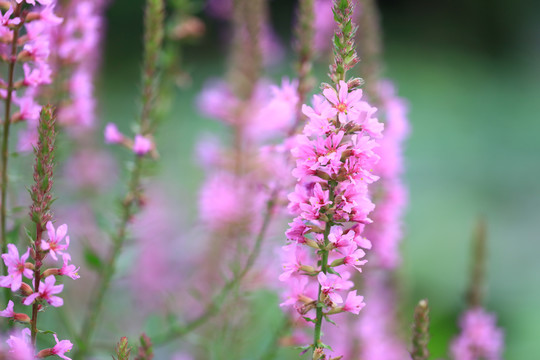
[96, 0, 540, 358]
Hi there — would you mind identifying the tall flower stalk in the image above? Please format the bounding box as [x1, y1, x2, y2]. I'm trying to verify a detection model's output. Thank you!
[0, 2, 60, 305]
[0, 106, 79, 358]
[75, 0, 165, 357]
[280, 0, 383, 357]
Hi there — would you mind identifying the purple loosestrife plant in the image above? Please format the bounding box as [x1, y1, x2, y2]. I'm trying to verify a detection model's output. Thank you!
[280, 0, 383, 357]
[0, 1, 61, 305]
[0, 106, 78, 358]
[75, 0, 165, 357]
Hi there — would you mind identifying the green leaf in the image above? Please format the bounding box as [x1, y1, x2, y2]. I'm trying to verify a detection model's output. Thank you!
[84, 246, 103, 271]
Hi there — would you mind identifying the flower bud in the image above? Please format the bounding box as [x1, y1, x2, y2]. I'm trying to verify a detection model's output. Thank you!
[19, 283, 32, 296]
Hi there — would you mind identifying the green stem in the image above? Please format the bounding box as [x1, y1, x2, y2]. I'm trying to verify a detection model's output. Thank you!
[30, 224, 43, 346]
[312, 184, 335, 357]
[1, 6, 21, 310]
[75, 158, 142, 359]
[153, 192, 277, 345]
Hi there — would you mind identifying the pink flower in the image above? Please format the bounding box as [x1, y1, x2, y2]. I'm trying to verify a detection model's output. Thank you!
[6, 328, 34, 360]
[42, 221, 70, 261]
[133, 135, 153, 156]
[51, 334, 73, 360]
[317, 272, 352, 304]
[339, 244, 367, 272]
[0, 244, 33, 291]
[342, 290, 365, 314]
[23, 275, 64, 307]
[104, 123, 124, 144]
[323, 80, 364, 124]
[0, 6, 21, 27]
[450, 308, 504, 360]
[279, 244, 311, 281]
[0, 300, 14, 317]
[328, 226, 354, 249]
[59, 254, 80, 280]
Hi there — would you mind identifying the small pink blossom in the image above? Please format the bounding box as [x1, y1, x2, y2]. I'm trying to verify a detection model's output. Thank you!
[0, 244, 33, 292]
[51, 334, 73, 360]
[42, 221, 70, 261]
[317, 272, 352, 304]
[450, 308, 504, 360]
[0, 300, 14, 318]
[342, 290, 365, 314]
[23, 275, 64, 307]
[6, 328, 33, 360]
[59, 254, 80, 280]
[323, 80, 364, 124]
[133, 135, 153, 156]
[104, 123, 124, 144]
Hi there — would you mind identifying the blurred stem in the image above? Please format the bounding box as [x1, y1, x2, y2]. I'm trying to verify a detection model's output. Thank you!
[75, 0, 164, 357]
[1, 4, 21, 311]
[312, 184, 334, 357]
[153, 191, 277, 345]
[290, 0, 314, 134]
[75, 158, 143, 359]
[410, 299, 430, 360]
[357, 0, 383, 102]
[467, 218, 487, 308]
[260, 317, 291, 360]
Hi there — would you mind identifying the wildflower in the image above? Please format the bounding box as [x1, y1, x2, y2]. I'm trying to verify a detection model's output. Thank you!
[0, 244, 33, 292]
[41, 221, 70, 261]
[133, 135, 153, 156]
[23, 275, 64, 307]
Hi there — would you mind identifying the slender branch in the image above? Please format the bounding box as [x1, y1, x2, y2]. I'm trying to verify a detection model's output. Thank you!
[466, 218, 487, 308]
[153, 192, 277, 345]
[410, 299, 430, 360]
[289, 0, 314, 135]
[1, 4, 22, 308]
[357, 0, 383, 102]
[75, 0, 165, 357]
[312, 184, 334, 356]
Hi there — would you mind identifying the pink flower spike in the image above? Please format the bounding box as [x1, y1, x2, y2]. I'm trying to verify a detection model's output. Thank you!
[104, 123, 124, 144]
[42, 221, 70, 261]
[23, 275, 64, 307]
[0, 244, 33, 292]
[342, 290, 365, 315]
[133, 135, 153, 156]
[0, 300, 14, 318]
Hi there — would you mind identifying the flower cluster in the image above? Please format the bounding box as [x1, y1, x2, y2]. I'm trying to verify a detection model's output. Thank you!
[450, 308, 504, 360]
[104, 123, 154, 157]
[0, 222, 77, 359]
[280, 79, 383, 350]
[52, 0, 107, 130]
[196, 78, 299, 231]
[0, 1, 62, 152]
[365, 80, 410, 269]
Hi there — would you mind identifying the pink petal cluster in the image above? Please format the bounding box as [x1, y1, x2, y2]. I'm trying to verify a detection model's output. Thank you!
[0, 244, 33, 291]
[0, 221, 79, 354]
[280, 80, 382, 346]
[6, 328, 34, 360]
[197, 78, 299, 141]
[450, 308, 504, 360]
[365, 80, 410, 269]
[104, 123, 155, 157]
[2, 2, 63, 152]
[52, 0, 107, 130]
